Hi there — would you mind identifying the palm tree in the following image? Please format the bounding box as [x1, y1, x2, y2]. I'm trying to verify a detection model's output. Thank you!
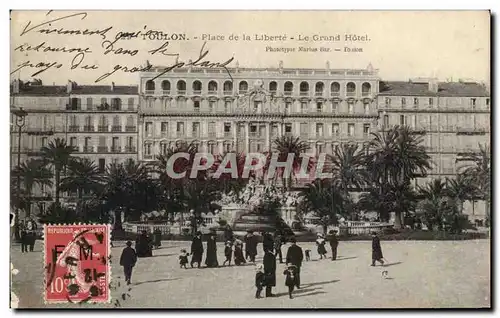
[269, 135, 311, 189]
[417, 179, 449, 231]
[40, 138, 76, 207]
[367, 125, 431, 228]
[446, 174, 477, 215]
[11, 159, 53, 217]
[60, 158, 104, 218]
[299, 179, 344, 234]
[461, 143, 490, 224]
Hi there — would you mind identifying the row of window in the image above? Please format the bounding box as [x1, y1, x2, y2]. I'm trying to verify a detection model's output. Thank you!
[384, 97, 490, 107]
[68, 115, 136, 127]
[144, 121, 371, 138]
[67, 97, 136, 111]
[144, 79, 373, 95]
[145, 99, 372, 114]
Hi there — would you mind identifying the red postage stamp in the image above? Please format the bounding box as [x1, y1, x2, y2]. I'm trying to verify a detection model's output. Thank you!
[44, 224, 111, 304]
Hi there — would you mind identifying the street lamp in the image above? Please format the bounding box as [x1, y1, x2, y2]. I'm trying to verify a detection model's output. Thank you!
[12, 107, 27, 241]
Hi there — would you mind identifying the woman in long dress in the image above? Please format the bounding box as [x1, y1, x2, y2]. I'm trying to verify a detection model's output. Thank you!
[233, 237, 246, 265]
[205, 230, 219, 267]
[190, 231, 204, 268]
[316, 233, 328, 259]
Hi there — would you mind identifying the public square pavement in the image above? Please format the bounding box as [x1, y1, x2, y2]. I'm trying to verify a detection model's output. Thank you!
[11, 239, 490, 308]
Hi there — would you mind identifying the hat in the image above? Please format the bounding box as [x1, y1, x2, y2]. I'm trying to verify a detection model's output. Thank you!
[317, 233, 324, 238]
[287, 264, 297, 269]
[196, 231, 202, 236]
[371, 231, 377, 235]
[126, 241, 132, 247]
[289, 237, 297, 243]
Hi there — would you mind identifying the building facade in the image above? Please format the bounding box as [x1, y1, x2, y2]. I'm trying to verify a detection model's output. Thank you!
[10, 80, 139, 215]
[137, 63, 380, 161]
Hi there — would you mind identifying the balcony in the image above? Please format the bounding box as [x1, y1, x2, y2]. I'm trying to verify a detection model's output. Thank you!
[208, 90, 217, 95]
[284, 91, 293, 96]
[207, 132, 216, 138]
[193, 90, 202, 95]
[177, 132, 186, 138]
[143, 154, 153, 160]
[145, 90, 155, 95]
[83, 146, 94, 152]
[315, 91, 324, 97]
[177, 90, 186, 95]
[299, 91, 309, 96]
[223, 90, 233, 96]
[162, 90, 171, 95]
[125, 126, 136, 132]
[269, 90, 277, 95]
[224, 131, 232, 138]
[239, 90, 248, 95]
[346, 91, 356, 97]
[125, 146, 136, 153]
[193, 107, 200, 113]
[98, 126, 108, 132]
[111, 125, 122, 132]
[86, 104, 94, 111]
[68, 125, 79, 132]
[249, 132, 261, 138]
[97, 146, 108, 153]
[83, 125, 95, 132]
[456, 127, 487, 135]
[330, 91, 340, 97]
[362, 91, 371, 97]
[111, 146, 121, 153]
[192, 131, 201, 138]
[26, 128, 54, 136]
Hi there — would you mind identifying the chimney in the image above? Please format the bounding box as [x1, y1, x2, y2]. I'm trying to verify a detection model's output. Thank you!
[12, 79, 19, 94]
[428, 79, 438, 93]
[67, 80, 73, 93]
[111, 82, 115, 91]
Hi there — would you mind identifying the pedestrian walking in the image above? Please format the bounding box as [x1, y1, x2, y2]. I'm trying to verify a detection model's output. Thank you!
[223, 240, 233, 266]
[283, 264, 298, 299]
[316, 233, 327, 259]
[285, 237, 304, 289]
[119, 241, 137, 285]
[234, 237, 246, 266]
[190, 231, 204, 268]
[328, 230, 339, 261]
[205, 229, 219, 268]
[263, 249, 277, 297]
[254, 264, 265, 299]
[244, 230, 258, 263]
[371, 231, 385, 266]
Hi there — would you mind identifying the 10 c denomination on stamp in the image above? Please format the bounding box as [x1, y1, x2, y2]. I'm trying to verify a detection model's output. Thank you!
[44, 224, 111, 304]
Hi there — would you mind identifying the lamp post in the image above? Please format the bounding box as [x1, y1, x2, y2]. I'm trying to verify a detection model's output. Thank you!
[12, 107, 27, 241]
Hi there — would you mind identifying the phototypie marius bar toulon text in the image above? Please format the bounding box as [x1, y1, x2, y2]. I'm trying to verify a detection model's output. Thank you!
[9, 10, 490, 309]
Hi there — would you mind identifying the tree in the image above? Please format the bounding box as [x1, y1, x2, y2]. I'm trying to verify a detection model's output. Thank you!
[103, 161, 159, 227]
[299, 179, 344, 234]
[366, 126, 431, 229]
[40, 138, 76, 207]
[269, 135, 311, 189]
[59, 158, 104, 218]
[182, 178, 220, 234]
[11, 159, 53, 218]
[446, 174, 477, 215]
[461, 143, 491, 225]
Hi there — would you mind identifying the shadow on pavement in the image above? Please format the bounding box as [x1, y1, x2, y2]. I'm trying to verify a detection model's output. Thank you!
[134, 277, 181, 286]
[301, 279, 340, 288]
[275, 287, 317, 297]
[335, 256, 358, 261]
[294, 290, 327, 298]
[152, 253, 176, 258]
[383, 262, 403, 267]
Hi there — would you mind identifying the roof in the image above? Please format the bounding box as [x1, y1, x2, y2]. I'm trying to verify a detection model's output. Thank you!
[10, 85, 68, 96]
[70, 85, 138, 95]
[379, 81, 490, 97]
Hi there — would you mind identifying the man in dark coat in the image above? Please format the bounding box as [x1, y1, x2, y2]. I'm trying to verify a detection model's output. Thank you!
[328, 230, 339, 261]
[205, 230, 219, 267]
[120, 241, 137, 285]
[190, 231, 204, 268]
[244, 230, 258, 262]
[263, 250, 277, 297]
[285, 237, 304, 288]
[136, 230, 153, 257]
[274, 232, 283, 263]
[371, 231, 385, 266]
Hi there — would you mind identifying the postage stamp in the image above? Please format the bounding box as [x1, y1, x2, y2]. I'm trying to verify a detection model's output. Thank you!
[43, 224, 111, 304]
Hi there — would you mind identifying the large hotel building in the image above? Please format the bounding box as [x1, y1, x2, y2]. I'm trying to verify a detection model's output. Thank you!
[10, 63, 490, 218]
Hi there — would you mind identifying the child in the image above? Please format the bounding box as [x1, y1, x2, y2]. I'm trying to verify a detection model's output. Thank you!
[223, 240, 233, 266]
[255, 263, 266, 299]
[283, 264, 298, 299]
[304, 249, 311, 261]
[316, 233, 327, 259]
[179, 249, 190, 269]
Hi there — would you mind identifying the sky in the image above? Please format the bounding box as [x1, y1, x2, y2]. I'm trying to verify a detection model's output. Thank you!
[10, 10, 490, 85]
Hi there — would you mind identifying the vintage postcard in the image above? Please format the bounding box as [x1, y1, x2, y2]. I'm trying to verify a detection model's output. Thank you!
[9, 10, 490, 309]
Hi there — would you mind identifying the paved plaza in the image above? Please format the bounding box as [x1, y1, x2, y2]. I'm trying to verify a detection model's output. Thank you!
[11, 239, 490, 308]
